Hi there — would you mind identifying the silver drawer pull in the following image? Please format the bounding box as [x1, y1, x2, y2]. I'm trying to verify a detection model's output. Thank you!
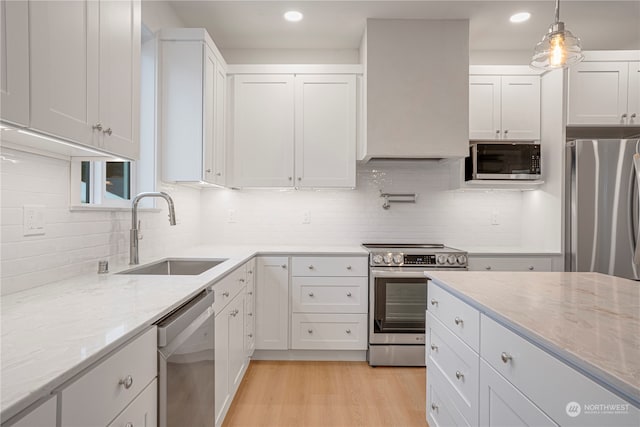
[485, 266, 492, 270]
[308, 292, 314, 297]
[528, 266, 534, 271]
[308, 265, 314, 270]
[281, 264, 287, 269]
[92, 123, 103, 131]
[248, 291, 253, 295]
[248, 312, 253, 316]
[501, 352, 513, 363]
[455, 371, 464, 380]
[346, 329, 352, 334]
[308, 329, 313, 334]
[430, 344, 438, 351]
[222, 291, 229, 297]
[240, 278, 245, 283]
[119, 375, 133, 389]
[125, 423, 133, 427]
[454, 316, 463, 325]
[346, 291, 352, 297]
[230, 309, 239, 317]
[431, 403, 439, 412]
[346, 265, 352, 270]
[248, 270, 253, 274]
[248, 334, 253, 338]
[430, 299, 438, 306]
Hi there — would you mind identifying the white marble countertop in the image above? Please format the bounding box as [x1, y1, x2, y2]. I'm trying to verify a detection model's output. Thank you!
[0, 245, 367, 420]
[425, 271, 640, 407]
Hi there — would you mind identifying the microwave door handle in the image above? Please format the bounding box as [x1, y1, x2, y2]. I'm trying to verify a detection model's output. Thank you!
[633, 153, 640, 265]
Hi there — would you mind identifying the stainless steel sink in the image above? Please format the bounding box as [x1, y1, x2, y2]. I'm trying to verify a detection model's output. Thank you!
[118, 258, 227, 276]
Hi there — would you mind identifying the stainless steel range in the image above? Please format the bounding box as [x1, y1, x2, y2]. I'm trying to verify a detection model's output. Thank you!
[363, 243, 468, 366]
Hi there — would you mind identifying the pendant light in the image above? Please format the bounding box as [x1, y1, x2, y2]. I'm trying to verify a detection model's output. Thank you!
[530, 0, 584, 69]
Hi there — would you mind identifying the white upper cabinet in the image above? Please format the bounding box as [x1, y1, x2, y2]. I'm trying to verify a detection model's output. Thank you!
[28, 0, 140, 159]
[469, 74, 540, 141]
[230, 71, 357, 188]
[295, 75, 356, 188]
[0, 0, 30, 127]
[160, 29, 227, 185]
[568, 52, 640, 126]
[231, 74, 296, 188]
[361, 19, 469, 160]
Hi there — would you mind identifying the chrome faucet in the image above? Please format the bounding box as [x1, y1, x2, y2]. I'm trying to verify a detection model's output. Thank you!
[130, 192, 177, 265]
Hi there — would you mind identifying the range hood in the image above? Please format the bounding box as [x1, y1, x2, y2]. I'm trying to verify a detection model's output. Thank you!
[358, 19, 469, 162]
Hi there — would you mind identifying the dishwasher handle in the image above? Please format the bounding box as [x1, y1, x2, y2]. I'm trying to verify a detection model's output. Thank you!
[157, 290, 215, 348]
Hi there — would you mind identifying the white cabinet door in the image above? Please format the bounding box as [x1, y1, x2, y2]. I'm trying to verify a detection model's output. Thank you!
[213, 61, 227, 185]
[479, 360, 557, 426]
[29, 0, 100, 147]
[99, 0, 140, 159]
[255, 257, 289, 350]
[203, 46, 216, 184]
[5, 396, 57, 427]
[469, 76, 501, 140]
[232, 75, 295, 187]
[568, 62, 629, 125]
[628, 62, 640, 125]
[227, 293, 246, 392]
[0, 0, 29, 126]
[501, 75, 540, 140]
[214, 303, 230, 426]
[107, 378, 157, 427]
[294, 75, 356, 188]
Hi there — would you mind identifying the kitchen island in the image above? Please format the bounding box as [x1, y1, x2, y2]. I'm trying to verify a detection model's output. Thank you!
[425, 271, 639, 426]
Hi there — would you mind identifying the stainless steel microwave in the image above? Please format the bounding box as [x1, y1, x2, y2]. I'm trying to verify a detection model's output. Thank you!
[465, 142, 541, 180]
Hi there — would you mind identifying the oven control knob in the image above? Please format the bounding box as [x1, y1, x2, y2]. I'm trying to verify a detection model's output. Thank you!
[372, 254, 384, 264]
[393, 254, 404, 265]
[456, 255, 468, 265]
[447, 254, 456, 265]
[437, 255, 447, 265]
[383, 254, 393, 264]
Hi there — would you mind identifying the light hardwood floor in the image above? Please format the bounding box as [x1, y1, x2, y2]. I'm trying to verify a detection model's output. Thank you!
[223, 361, 428, 427]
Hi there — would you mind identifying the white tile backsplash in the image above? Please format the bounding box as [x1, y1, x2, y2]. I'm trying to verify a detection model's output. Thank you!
[0, 148, 201, 295]
[199, 161, 526, 248]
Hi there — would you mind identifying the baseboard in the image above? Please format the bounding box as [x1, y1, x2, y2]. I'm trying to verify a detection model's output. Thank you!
[251, 349, 367, 361]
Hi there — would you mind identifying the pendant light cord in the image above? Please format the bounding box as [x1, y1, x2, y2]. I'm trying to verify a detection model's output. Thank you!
[554, 0, 560, 23]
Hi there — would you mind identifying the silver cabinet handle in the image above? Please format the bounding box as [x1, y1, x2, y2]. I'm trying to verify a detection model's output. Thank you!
[528, 266, 534, 271]
[308, 329, 313, 334]
[431, 403, 439, 412]
[248, 270, 253, 274]
[240, 278, 245, 283]
[103, 127, 112, 136]
[281, 264, 287, 269]
[346, 265, 352, 270]
[248, 291, 253, 295]
[308, 265, 314, 270]
[248, 312, 253, 316]
[346, 291, 352, 297]
[430, 299, 438, 306]
[495, 130, 500, 134]
[504, 129, 508, 135]
[288, 177, 293, 181]
[501, 352, 513, 363]
[125, 423, 133, 427]
[298, 177, 302, 181]
[206, 169, 212, 173]
[230, 309, 239, 317]
[631, 113, 637, 119]
[119, 375, 133, 389]
[346, 329, 351, 334]
[430, 344, 438, 351]
[622, 113, 628, 119]
[455, 371, 464, 380]
[222, 291, 229, 297]
[248, 333, 253, 338]
[92, 123, 103, 131]
[308, 292, 314, 297]
[486, 266, 492, 270]
[454, 316, 463, 325]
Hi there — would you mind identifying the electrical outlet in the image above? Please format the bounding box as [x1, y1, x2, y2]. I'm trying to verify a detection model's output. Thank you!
[491, 209, 500, 225]
[227, 209, 237, 223]
[302, 210, 311, 224]
[23, 205, 46, 236]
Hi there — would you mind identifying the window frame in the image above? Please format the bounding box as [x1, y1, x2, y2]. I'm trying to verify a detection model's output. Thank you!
[70, 158, 137, 209]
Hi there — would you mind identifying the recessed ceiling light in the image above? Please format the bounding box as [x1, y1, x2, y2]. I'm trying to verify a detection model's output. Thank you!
[284, 10, 303, 22]
[510, 12, 531, 23]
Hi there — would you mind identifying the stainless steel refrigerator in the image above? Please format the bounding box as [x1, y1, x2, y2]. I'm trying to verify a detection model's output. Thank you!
[566, 139, 640, 280]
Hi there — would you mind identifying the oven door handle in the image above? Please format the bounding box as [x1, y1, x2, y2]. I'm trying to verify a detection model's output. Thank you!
[370, 269, 430, 278]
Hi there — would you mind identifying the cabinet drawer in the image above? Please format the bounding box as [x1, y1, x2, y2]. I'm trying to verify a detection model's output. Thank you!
[292, 277, 367, 313]
[427, 361, 472, 427]
[291, 256, 367, 277]
[427, 282, 480, 351]
[213, 265, 246, 314]
[468, 256, 552, 272]
[60, 327, 157, 427]
[291, 313, 367, 350]
[4, 396, 57, 427]
[427, 313, 479, 424]
[107, 378, 157, 427]
[481, 315, 640, 425]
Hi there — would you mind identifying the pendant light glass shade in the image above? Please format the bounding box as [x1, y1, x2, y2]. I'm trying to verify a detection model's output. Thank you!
[530, 0, 584, 69]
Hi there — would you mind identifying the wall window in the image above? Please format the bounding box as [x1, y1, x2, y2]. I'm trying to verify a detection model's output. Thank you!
[73, 160, 135, 208]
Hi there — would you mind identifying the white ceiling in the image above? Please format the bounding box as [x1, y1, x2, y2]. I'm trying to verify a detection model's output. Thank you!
[167, 1, 640, 52]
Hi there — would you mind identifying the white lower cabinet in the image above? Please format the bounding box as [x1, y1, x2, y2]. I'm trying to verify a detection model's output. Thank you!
[291, 313, 367, 350]
[427, 283, 640, 427]
[107, 378, 158, 427]
[2, 396, 56, 427]
[479, 360, 556, 427]
[467, 255, 554, 272]
[244, 258, 256, 357]
[59, 327, 157, 427]
[255, 257, 290, 350]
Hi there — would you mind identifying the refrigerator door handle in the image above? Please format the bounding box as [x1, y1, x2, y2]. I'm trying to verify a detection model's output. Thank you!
[632, 153, 640, 265]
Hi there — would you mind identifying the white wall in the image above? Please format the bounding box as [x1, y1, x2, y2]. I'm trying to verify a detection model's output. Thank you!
[199, 161, 526, 249]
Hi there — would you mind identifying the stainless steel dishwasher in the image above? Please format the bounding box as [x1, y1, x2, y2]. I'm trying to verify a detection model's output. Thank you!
[157, 289, 215, 427]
